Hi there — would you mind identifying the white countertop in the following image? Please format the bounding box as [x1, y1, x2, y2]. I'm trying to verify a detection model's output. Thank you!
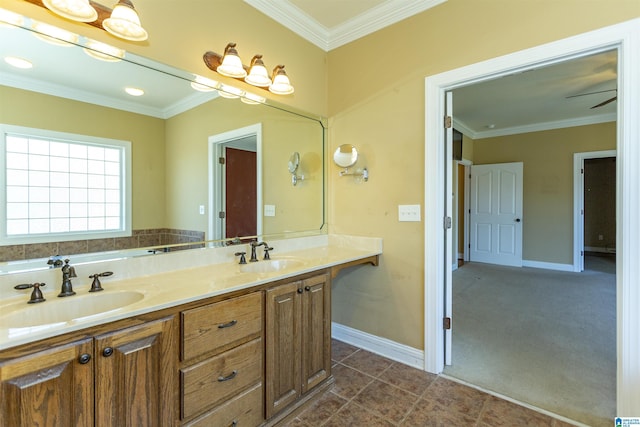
[0, 234, 382, 351]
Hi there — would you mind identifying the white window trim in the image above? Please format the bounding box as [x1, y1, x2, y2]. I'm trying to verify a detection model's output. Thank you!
[0, 124, 132, 245]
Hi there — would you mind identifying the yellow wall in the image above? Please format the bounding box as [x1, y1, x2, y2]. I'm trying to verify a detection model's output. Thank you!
[473, 123, 616, 265]
[328, 0, 638, 349]
[0, 86, 166, 229]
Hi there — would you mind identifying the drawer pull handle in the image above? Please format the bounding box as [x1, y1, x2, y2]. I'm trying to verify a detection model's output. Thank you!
[218, 319, 237, 329]
[218, 370, 238, 382]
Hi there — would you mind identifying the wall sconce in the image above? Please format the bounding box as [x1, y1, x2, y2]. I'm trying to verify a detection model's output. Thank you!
[25, 0, 148, 41]
[333, 144, 369, 182]
[203, 43, 295, 96]
[288, 152, 304, 186]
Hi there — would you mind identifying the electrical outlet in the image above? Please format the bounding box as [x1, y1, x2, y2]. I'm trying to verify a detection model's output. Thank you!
[264, 204, 276, 217]
[399, 204, 421, 222]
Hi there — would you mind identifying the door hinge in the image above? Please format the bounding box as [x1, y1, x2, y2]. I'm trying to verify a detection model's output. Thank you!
[443, 317, 451, 330]
[219, 157, 225, 165]
[581, 168, 584, 174]
[444, 115, 452, 129]
[444, 216, 452, 229]
[218, 211, 225, 219]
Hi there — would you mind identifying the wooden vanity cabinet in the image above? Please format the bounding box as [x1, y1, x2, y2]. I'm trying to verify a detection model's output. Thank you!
[265, 272, 331, 419]
[180, 291, 264, 427]
[0, 315, 177, 427]
[0, 338, 94, 427]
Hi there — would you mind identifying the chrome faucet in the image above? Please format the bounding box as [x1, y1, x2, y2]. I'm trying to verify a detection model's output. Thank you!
[58, 259, 77, 297]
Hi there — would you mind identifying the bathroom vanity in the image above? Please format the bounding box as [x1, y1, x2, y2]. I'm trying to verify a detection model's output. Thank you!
[0, 235, 381, 426]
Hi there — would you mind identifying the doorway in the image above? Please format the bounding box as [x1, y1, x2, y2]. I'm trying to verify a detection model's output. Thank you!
[208, 123, 263, 241]
[423, 18, 640, 417]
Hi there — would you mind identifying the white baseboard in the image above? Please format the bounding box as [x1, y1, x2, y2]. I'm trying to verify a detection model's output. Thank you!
[522, 260, 574, 272]
[331, 322, 424, 370]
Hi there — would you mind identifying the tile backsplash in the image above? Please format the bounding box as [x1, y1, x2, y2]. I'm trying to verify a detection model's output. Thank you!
[0, 228, 205, 262]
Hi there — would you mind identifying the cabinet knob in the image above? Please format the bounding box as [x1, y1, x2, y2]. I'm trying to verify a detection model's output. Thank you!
[78, 353, 91, 364]
[102, 347, 114, 357]
[297, 288, 303, 294]
[304, 286, 311, 291]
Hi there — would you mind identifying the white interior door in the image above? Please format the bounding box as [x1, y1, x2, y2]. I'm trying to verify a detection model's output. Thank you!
[470, 162, 523, 267]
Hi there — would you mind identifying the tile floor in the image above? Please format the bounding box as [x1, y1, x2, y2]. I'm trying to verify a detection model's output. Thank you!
[281, 339, 576, 427]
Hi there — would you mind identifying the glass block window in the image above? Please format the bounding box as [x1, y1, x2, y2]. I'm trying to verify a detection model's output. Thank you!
[0, 125, 131, 245]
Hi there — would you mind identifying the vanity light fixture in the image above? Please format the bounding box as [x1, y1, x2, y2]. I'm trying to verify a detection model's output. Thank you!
[42, 0, 98, 23]
[0, 8, 25, 27]
[102, 0, 147, 41]
[245, 55, 271, 87]
[241, 92, 267, 105]
[218, 83, 244, 99]
[216, 43, 247, 78]
[203, 44, 294, 96]
[83, 39, 125, 62]
[24, 0, 148, 42]
[31, 20, 80, 46]
[269, 65, 294, 95]
[191, 75, 219, 93]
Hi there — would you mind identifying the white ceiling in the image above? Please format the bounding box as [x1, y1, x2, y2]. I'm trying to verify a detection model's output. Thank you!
[245, 0, 618, 138]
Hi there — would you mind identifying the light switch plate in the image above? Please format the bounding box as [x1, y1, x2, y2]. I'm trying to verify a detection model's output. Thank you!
[264, 204, 276, 217]
[398, 204, 421, 222]
[199, 205, 205, 215]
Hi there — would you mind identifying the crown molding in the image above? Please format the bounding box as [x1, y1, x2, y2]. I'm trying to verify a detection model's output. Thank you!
[244, 0, 447, 51]
[454, 113, 616, 140]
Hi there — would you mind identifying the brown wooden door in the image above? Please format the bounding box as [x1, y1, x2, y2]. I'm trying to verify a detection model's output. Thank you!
[225, 147, 257, 239]
[0, 338, 94, 427]
[301, 274, 331, 393]
[94, 316, 177, 427]
[265, 280, 302, 418]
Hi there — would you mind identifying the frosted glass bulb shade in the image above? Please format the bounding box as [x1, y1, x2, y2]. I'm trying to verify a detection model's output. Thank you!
[103, 0, 148, 41]
[83, 39, 125, 62]
[245, 55, 271, 87]
[0, 8, 26, 27]
[32, 21, 79, 46]
[218, 54, 246, 78]
[269, 67, 294, 95]
[43, 0, 98, 22]
[218, 84, 244, 99]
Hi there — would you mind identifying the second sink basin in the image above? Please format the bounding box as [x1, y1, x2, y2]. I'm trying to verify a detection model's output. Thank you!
[239, 259, 303, 274]
[0, 291, 144, 329]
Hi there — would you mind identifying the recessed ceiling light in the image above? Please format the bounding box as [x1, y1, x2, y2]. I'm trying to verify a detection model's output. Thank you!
[4, 56, 33, 69]
[486, 124, 496, 129]
[124, 87, 144, 96]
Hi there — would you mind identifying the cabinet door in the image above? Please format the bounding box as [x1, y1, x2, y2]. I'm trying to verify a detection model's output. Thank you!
[95, 316, 177, 427]
[301, 273, 331, 393]
[265, 280, 302, 418]
[0, 338, 94, 427]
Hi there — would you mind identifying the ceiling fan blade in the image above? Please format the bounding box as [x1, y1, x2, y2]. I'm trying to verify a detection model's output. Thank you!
[566, 88, 617, 99]
[590, 96, 617, 109]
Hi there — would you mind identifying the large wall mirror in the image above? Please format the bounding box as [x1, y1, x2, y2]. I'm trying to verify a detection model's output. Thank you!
[0, 16, 325, 274]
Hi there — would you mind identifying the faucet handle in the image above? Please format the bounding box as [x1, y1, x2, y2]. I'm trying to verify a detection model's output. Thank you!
[263, 246, 274, 260]
[234, 252, 247, 264]
[89, 272, 113, 292]
[14, 282, 46, 304]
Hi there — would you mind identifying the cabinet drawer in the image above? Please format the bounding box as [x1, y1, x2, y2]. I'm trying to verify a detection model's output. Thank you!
[181, 338, 263, 419]
[182, 292, 262, 361]
[183, 383, 263, 427]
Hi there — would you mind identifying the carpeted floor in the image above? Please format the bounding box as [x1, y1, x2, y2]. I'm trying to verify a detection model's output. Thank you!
[444, 254, 616, 427]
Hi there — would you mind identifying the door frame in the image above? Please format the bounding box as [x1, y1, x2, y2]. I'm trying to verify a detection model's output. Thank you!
[424, 18, 640, 415]
[208, 123, 263, 241]
[453, 159, 472, 270]
[573, 150, 617, 272]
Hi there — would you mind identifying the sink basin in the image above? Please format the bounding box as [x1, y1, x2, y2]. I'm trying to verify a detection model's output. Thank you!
[0, 291, 144, 329]
[239, 259, 303, 274]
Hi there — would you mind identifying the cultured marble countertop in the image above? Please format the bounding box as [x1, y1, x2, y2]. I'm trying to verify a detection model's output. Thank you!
[0, 234, 382, 351]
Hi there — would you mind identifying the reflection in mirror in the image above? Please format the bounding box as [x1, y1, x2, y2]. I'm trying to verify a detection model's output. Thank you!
[0, 15, 325, 274]
[288, 152, 300, 174]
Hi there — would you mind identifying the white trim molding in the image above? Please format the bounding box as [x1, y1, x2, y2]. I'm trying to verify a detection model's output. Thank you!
[332, 322, 424, 370]
[425, 18, 640, 415]
[522, 260, 574, 272]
